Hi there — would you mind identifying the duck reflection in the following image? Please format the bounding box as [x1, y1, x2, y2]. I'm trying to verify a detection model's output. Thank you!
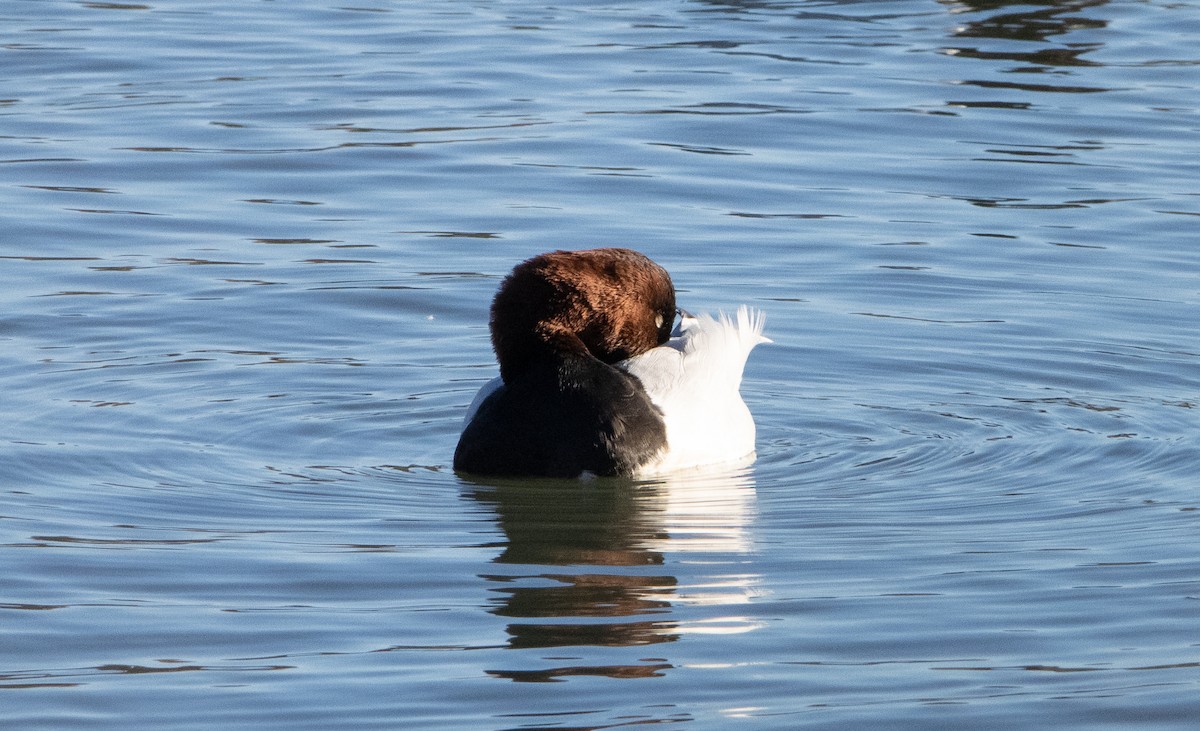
[465, 468, 759, 682]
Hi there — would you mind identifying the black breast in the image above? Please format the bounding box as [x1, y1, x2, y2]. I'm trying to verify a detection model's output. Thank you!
[453, 354, 666, 478]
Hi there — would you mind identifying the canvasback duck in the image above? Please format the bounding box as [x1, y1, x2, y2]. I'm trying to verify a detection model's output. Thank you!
[453, 248, 768, 478]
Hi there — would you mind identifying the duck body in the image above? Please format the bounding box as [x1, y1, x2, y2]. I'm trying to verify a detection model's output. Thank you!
[453, 248, 767, 478]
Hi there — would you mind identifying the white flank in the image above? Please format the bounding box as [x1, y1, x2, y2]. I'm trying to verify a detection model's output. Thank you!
[621, 305, 770, 476]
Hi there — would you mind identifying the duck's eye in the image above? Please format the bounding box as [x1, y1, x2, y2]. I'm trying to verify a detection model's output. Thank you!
[655, 313, 664, 330]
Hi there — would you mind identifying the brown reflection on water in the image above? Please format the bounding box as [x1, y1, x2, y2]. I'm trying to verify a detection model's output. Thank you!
[941, 0, 1109, 83]
[944, 0, 1108, 44]
[466, 470, 758, 682]
[468, 479, 680, 675]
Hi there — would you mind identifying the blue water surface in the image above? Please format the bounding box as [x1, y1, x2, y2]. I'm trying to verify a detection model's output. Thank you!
[2, 0, 1198, 728]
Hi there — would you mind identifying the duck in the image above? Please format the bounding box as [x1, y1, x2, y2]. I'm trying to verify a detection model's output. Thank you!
[453, 248, 769, 478]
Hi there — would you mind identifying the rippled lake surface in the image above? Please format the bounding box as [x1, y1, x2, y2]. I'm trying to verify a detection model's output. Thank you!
[3, 0, 1199, 727]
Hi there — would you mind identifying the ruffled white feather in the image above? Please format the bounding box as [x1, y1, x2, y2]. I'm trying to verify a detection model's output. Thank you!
[621, 305, 770, 476]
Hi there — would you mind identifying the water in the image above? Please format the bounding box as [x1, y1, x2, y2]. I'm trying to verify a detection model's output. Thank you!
[2, 0, 1198, 727]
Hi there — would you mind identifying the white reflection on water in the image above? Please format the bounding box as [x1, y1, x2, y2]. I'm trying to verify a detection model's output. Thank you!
[634, 465, 767, 635]
[637, 461, 758, 555]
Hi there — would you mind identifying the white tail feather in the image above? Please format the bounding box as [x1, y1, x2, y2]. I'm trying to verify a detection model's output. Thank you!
[621, 305, 769, 475]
